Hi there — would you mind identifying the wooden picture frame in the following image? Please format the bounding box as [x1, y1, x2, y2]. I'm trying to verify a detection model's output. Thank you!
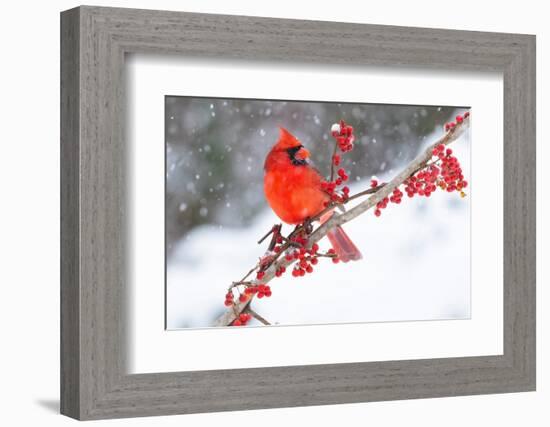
[60, 5, 536, 420]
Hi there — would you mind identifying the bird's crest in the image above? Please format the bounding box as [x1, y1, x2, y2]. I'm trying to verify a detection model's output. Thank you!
[276, 127, 302, 150]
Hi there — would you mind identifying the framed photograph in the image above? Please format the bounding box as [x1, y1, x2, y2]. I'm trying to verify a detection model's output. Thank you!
[61, 6, 536, 420]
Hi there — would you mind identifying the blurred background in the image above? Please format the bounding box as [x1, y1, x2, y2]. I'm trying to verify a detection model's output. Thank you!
[165, 97, 471, 329]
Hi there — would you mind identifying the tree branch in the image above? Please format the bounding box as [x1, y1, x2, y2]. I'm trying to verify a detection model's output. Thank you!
[246, 307, 272, 325]
[213, 117, 470, 327]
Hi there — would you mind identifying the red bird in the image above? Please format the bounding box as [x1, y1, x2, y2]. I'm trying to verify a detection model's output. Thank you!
[263, 127, 362, 262]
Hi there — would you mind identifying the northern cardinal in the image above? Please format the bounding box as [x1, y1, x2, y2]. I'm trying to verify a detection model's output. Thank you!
[263, 127, 362, 262]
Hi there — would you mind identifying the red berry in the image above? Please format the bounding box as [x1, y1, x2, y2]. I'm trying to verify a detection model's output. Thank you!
[464, 111, 470, 118]
[233, 319, 242, 326]
[374, 209, 381, 217]
[456, 115, 463, 124]
[370, 179, 378, 188]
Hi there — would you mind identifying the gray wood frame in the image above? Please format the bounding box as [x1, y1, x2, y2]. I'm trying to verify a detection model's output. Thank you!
[60, 5, 536, 420]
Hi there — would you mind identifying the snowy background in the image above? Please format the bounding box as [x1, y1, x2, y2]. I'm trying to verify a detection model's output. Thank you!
[165, 97, 471, 329]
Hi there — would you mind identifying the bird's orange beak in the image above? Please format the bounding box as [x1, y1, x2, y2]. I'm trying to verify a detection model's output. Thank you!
[294, 147, 310, 160]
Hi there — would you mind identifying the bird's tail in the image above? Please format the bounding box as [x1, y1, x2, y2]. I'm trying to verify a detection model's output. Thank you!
[320, 212, 362, 263]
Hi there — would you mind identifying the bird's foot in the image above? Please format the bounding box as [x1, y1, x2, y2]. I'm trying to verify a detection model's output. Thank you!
[302, 217, 314, 235]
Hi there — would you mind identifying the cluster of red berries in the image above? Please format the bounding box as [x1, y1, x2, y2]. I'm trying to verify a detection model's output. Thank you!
[243, 284, 272, 299]
[274, 265, 287, 277]
[434, 145, 468, 196]
[373, 142, 467, 219]
[373, 186, 403, 217]
[224, 291, 235, 307]
[444, 111, 470, 132]
[225, 283, 273, 307]
[335, 167, 350, 185]
[373, 112, 469, 218]
[287, 242, 323, 277]
[320, 120, 357, 207]
[331, 120, 355, 152]
[321, 170, 351, 205]
[232, 312, 252, 326]
[404, 165, 439, 198]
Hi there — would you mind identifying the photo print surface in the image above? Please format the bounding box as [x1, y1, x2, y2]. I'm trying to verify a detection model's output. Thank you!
[165, 96, 471, 329]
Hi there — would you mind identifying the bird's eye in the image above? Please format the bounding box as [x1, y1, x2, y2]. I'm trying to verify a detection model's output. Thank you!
[286, 145, 303, 156]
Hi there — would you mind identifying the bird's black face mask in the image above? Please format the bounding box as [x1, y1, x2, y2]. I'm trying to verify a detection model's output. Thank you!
[286, 145, 308, 166]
